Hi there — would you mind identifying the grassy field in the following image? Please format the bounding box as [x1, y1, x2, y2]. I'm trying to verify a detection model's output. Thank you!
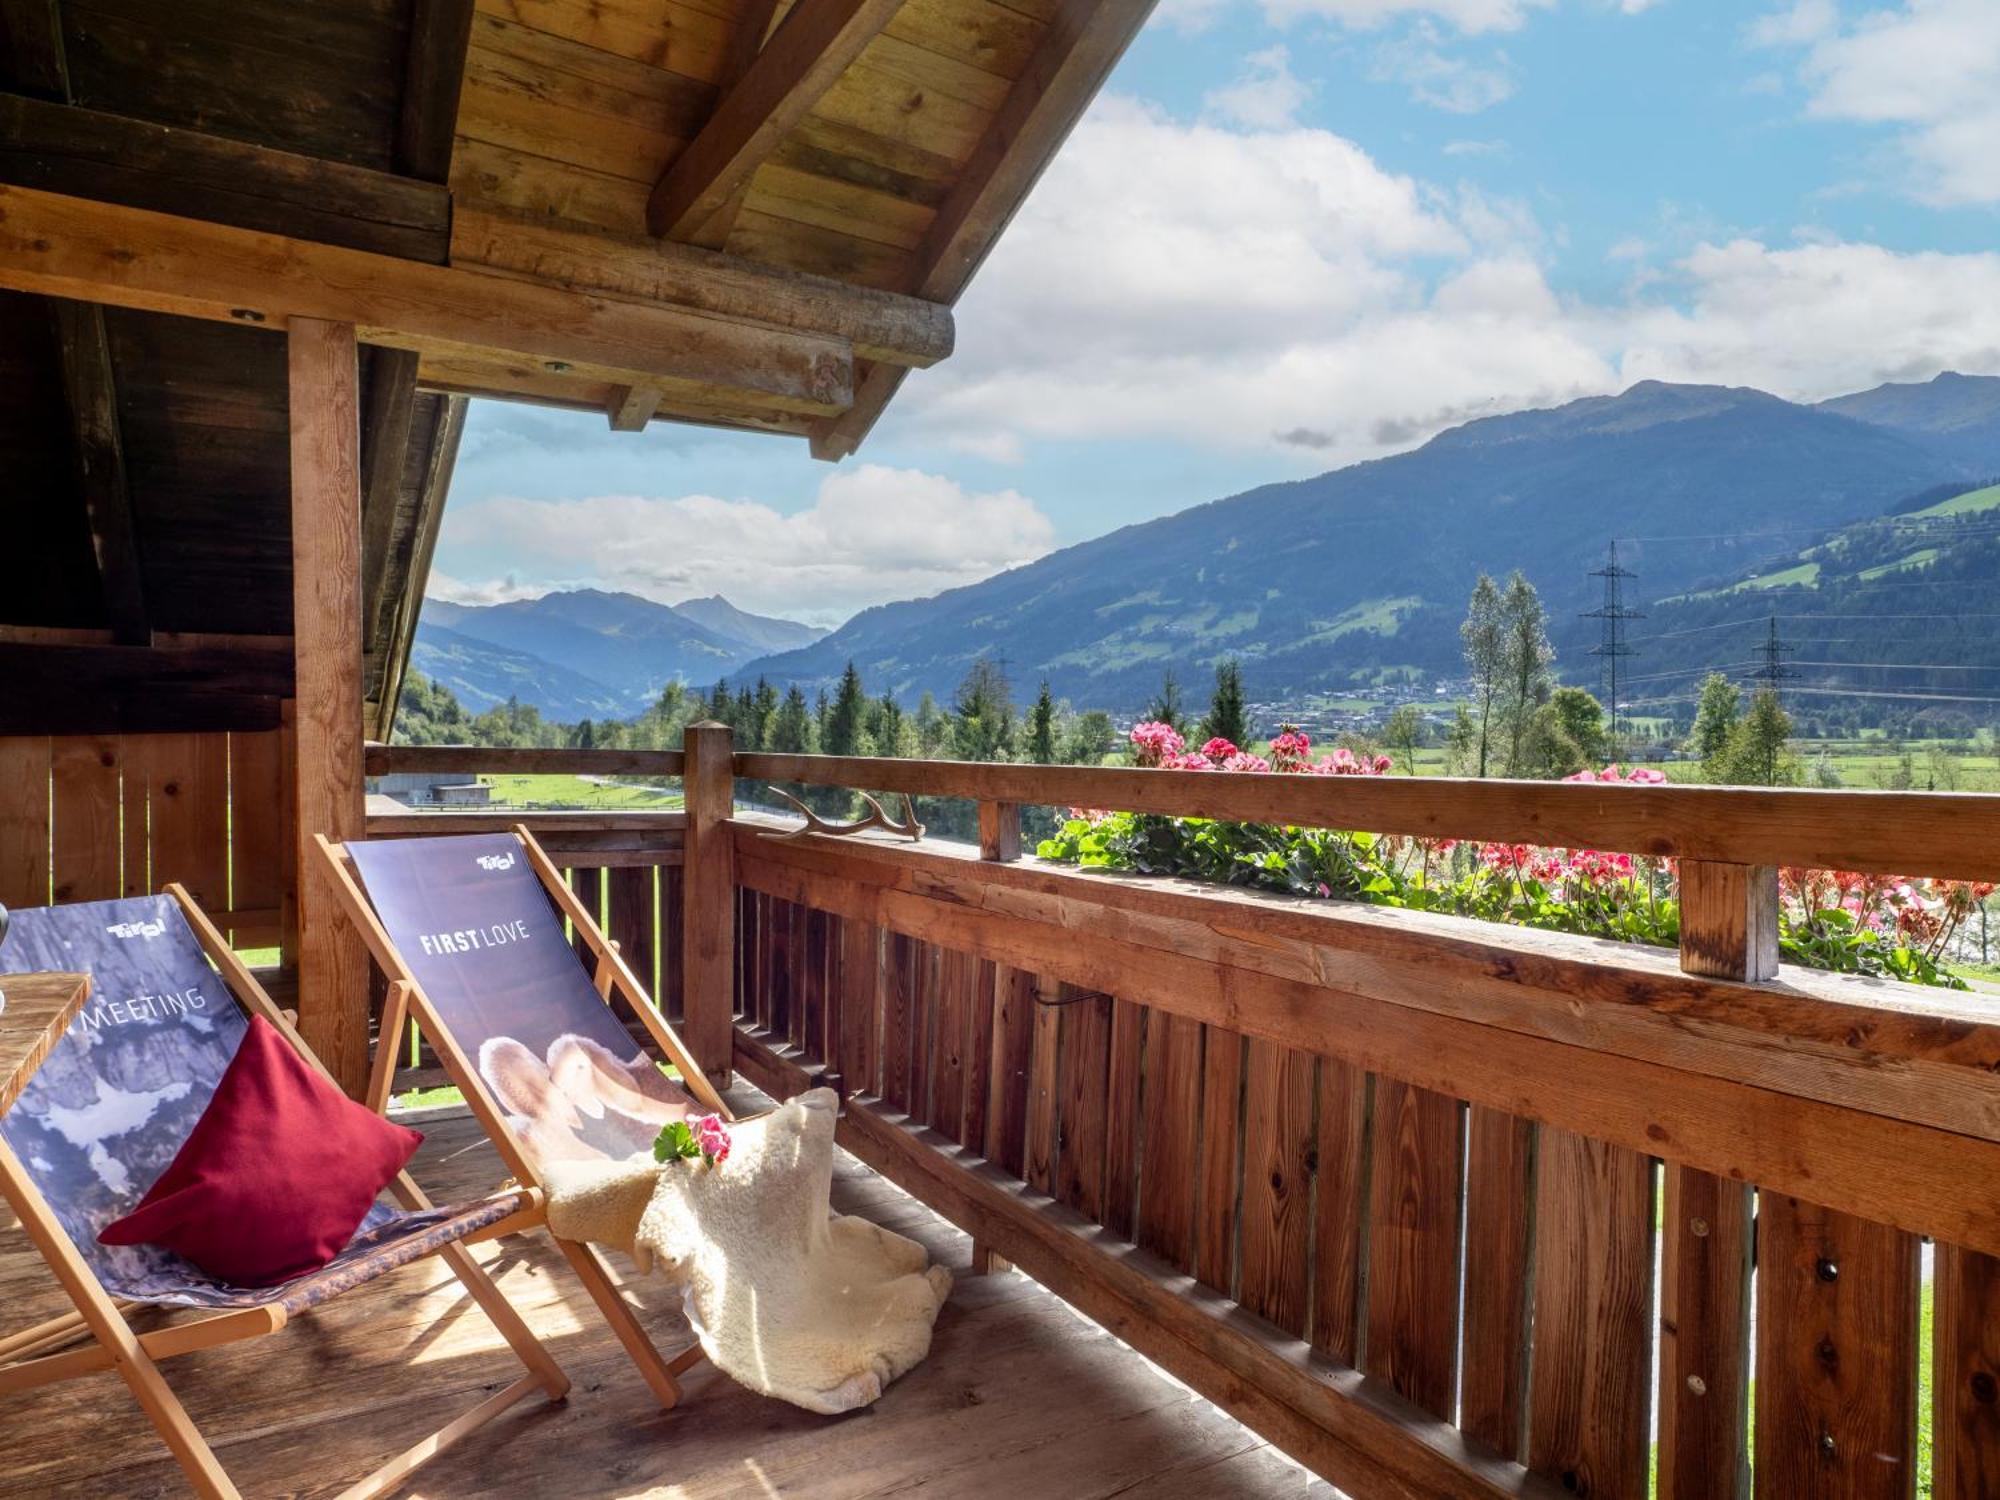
[478, 773, 683, 810]
[1910, 481, 2000, 518]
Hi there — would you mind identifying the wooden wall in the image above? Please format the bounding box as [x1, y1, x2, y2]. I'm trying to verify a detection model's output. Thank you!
[0, 729, 289, 950]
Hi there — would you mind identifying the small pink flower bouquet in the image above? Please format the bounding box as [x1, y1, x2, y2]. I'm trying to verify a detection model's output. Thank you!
[654, 1111, 731, 1169]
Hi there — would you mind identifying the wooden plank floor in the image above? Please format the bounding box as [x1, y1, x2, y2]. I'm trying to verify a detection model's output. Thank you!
[0, 1094, 1332, 1498]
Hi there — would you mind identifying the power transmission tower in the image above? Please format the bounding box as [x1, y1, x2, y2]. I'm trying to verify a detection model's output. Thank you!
[1752, 615, 1795, 703]
[1584, 541, 1643, 756]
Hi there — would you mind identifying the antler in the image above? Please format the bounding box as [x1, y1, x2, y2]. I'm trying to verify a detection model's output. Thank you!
[763, 788, 926, 843]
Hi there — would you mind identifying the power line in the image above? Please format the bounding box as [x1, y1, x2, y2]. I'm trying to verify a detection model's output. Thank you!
[1752, 616, 1795, 703]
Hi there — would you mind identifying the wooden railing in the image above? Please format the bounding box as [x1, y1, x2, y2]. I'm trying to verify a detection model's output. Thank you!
[725, 745, 2000, 1500]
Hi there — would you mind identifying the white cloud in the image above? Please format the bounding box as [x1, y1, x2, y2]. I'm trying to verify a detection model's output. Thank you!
[1204, 47, 1311, 129]
[902, 92, 2000, 469]
[1760, 0, 2000, 205]
[436, 467, 1055, 625]
[1372, 24, 1517, 111]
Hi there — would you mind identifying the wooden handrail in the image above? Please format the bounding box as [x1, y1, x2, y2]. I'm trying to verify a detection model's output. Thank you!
[363, 744, 685, 777]
[735, 751, 2000, 881]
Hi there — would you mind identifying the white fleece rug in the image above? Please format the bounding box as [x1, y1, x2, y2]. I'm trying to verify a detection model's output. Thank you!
[543, 1088, 952, 1414]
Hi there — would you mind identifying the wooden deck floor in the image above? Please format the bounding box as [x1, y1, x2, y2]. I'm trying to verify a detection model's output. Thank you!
[0, 1094, 1331, 1498]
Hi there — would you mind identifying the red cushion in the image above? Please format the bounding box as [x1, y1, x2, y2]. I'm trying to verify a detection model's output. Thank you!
[99, 1016, 422, 1287]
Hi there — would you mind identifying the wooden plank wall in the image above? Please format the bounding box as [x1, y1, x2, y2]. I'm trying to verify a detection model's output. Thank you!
[730, 830, 1990, 1500]
[0, 729, 288, 949]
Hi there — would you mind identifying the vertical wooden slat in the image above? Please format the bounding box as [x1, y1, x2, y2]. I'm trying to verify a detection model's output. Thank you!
[1364, 1079, 1462, 1418]
[141, 733, 229, 913]
[766, 897, 797, 1043]
[1103, 997, 1145, 1242]
[961, 956, 996, 1151]
[229, 729, 285, 943]
[880, 930, 917, 1113]
[608, 865, 658, 1002]
[661, 864, 685, 1021]
[800, 906, 831, 1061]
[836, 917, 878, 1099]
[1194, 1025, 1243, 1293]
[1755, 1195, 1919, 1500]
[986, 964, 1035, 1177]
[1657, 1165, 1752, 1500]
[49, 737, 121, 902]
[1935, 1245, 2000, 1500]
[567, 866, 604, 963]
[680, 719, 735, 1086]
[290, 317, 369, 1096]
[1053, 986, 1111, 1221]
[732, 885, 756, 1021]
[1527, 1128, 1655, 1500]
[929, 946, 970, 1140]
[1022, 974, 1061, 1196]
[907, 941, 937, 1126]
[1459, 1106, 1535, 1462]
[1677, 859, 1779, 981]
[1310, 1057, 1369, 1366]
[1237, 1038, 1316, 1338]
[1135, 1008, 1200, 1274]
[0, 736, 52, 908]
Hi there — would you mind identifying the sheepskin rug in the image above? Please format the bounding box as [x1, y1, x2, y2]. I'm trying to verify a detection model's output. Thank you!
[544, 1088, 952, 1414]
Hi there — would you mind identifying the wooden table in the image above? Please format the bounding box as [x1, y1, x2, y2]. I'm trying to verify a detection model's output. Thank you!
[0, 973, 90, 1116]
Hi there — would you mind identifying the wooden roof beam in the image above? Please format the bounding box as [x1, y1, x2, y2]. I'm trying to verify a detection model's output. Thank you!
[0, 184, 854, 418]
[359, 345, 422, 648]
[396, 0, 473, 185]
[0, 0, 68, 100]
[47, 298, 147, 644]
[810, 0, 1157, 461]
[646, 0, 905, 243]
[373, 395, 465, 741]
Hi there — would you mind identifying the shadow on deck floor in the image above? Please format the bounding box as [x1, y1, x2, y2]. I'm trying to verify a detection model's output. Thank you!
[0, 1090, 1332, 1498]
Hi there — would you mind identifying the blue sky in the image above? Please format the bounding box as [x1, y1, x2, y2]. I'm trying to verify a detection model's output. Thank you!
[437, 0, 2000, 627]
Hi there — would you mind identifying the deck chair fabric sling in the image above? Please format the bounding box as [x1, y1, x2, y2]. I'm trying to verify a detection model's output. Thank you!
[0, 890, 567, 1500]
[316, 827, 733, 1409]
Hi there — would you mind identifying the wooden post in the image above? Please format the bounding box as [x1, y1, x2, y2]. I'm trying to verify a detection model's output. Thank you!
[1657, 858, 1769, 1499]
[288, 318, 370, 1097]
[972, 798, 1020, 1272]
[1677, 860, 1779, 982]
[977, 800, 1021, 863]
[681, 721, 735, 1089]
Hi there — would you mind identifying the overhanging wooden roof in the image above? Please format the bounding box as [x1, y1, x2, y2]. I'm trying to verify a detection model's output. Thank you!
[0, 0, 1155, 733]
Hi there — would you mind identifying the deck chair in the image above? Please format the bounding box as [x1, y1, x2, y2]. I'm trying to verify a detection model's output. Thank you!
[0, 890, 568, 1500]
[314, 827, 735, 1410]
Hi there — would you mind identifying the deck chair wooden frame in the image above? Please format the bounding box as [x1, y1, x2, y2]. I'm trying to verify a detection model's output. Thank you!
[314, 825, 733, 1412]
[0, 886, 569, 1500]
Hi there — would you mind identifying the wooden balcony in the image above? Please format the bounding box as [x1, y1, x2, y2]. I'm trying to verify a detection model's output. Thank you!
[7, 730, 2000, 1497]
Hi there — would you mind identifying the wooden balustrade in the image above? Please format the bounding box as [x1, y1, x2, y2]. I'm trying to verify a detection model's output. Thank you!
[725, 747, 2000, 1500]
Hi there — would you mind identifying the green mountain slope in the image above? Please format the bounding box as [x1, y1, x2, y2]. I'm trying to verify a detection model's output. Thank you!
[740, 379, 1999, 709]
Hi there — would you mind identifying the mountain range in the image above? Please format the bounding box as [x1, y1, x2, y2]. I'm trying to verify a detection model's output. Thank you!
[410, 373, 2000, 722]
[412, 590, 824, 718]
[734, 373, 2000, 709]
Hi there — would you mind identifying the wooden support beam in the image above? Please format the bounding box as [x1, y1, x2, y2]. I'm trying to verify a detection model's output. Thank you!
[374, 396, 464, 741]
[810, 0, 1155, 460]
[359, 347, 422, 650]
[397, 0, 474, 185]
[0, 185, 855, 417]
[682, 721, 737, 1088]
[451, 207, 952, 367]
[672, 0, 783, 251]
[46, 298, 145, 644]
[646, 0, 904, 242]
[289, 318, 372, 1098]
[606, 384, 662, 432]
[0, 96, 450, 262]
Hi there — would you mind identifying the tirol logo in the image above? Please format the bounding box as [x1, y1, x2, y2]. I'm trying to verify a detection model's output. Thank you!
[476, 852, 517, 872]
[105, 918, 168, 941]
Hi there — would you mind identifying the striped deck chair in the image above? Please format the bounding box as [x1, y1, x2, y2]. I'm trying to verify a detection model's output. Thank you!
[0, 890, 566, 1500]
[315, 827, 735, 1410]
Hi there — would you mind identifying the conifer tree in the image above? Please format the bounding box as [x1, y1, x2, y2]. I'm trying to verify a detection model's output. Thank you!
[1028, 680, 1058, 764]
[1199, 661, 1248, 747]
